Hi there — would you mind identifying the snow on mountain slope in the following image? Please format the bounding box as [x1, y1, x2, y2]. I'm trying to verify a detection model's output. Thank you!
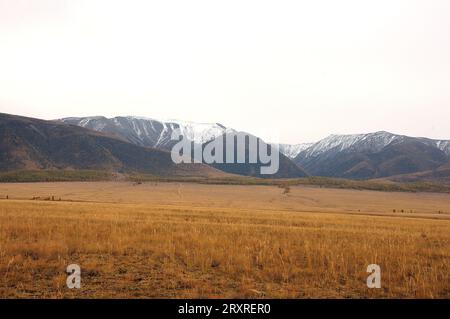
[293, 131, 450, 179]
[59, 116, 234, 150]
[300, 131, 401, 158]
[295, 131, 450, 161]
[165, 119, 232, 144]
[436, 140, 450, 156]
[278, 143, 313, 158]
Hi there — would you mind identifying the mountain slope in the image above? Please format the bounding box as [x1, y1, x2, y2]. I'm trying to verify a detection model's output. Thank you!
[201, 132, 308, 178]
[378, 161, 450, 185]
[61, 116, 308, 178]
[0, 113, 223, 177]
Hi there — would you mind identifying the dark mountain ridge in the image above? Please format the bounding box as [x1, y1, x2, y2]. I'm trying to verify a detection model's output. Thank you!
[294, 132, 450, 179]
[60, 115, 308, 178]
[0, 113, 222, 177]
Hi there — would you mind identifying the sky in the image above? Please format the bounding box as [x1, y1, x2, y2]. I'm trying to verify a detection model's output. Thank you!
[0, 0, 450, 144]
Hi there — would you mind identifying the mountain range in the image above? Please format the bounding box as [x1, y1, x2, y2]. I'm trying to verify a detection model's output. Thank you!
[1, 112, 449, 183]
[59, 116, 307, 178]
[0, 113, 224, 177]
[0, 113, 305, 179]
[294, 131, 450, 179]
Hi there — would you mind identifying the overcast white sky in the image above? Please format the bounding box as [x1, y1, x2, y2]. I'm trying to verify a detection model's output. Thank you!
[0, 0, 449, 143]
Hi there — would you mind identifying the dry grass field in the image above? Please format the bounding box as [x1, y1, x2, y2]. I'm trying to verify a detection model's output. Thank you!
[0, 182, 449, 298]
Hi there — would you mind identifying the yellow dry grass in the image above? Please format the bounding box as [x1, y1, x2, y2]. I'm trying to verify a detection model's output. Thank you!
[0, 182, 449, 298]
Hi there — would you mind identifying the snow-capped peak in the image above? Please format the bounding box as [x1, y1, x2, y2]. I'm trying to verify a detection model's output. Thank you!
[122, 116, 232, 144]
[59, 116, 234, 149]
[165, 120, 233, 144]
[301, 131, 401, 158]
[278, 143, 313, 158]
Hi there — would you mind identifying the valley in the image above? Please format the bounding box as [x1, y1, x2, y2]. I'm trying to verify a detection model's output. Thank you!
[0, 182, 449, 298]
